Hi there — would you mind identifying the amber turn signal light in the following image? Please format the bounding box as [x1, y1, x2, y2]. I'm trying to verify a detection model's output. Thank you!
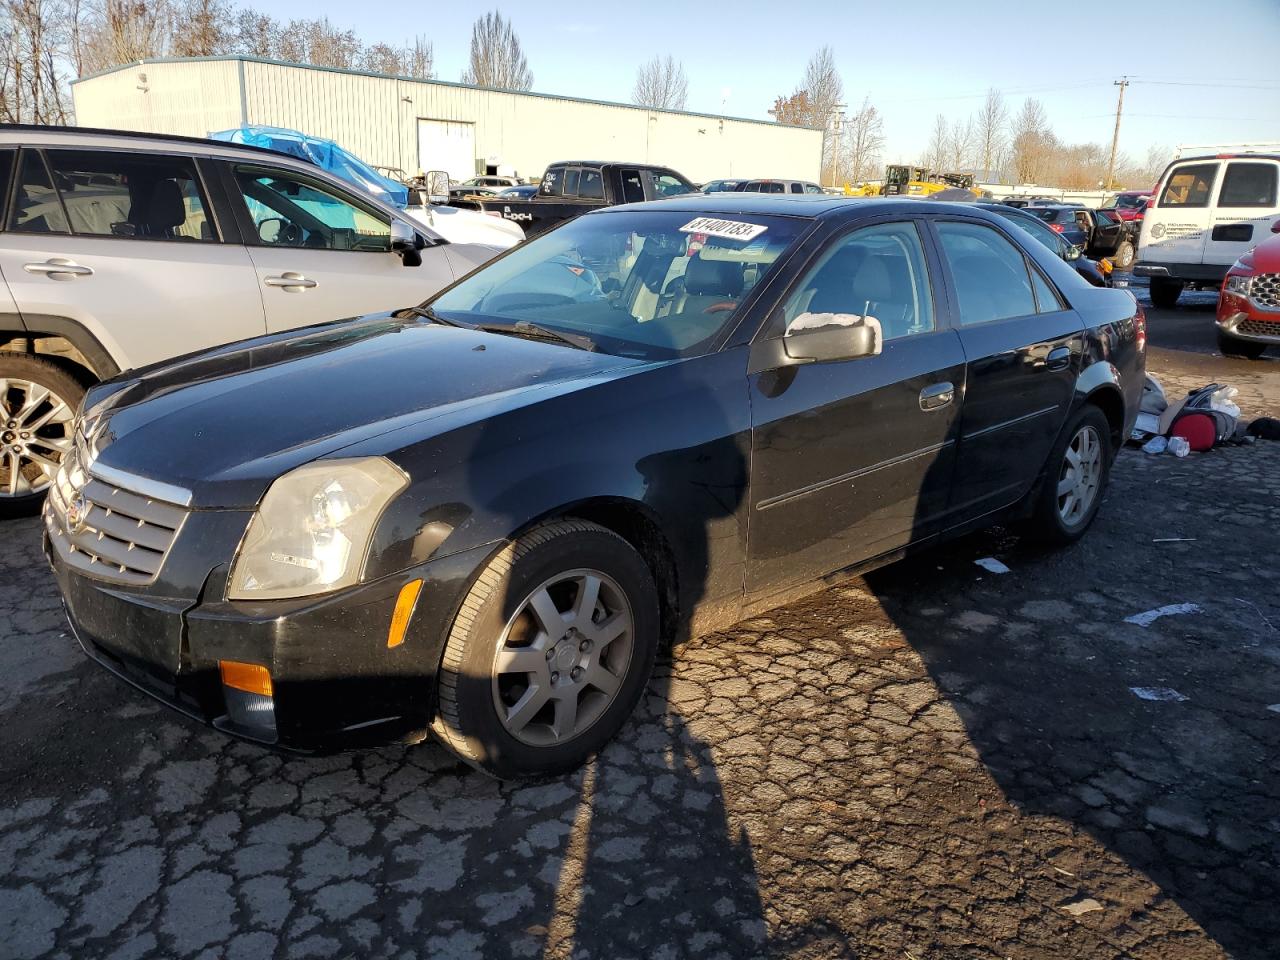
[219, 660, 273, 697]
[387, 579, 424, 648]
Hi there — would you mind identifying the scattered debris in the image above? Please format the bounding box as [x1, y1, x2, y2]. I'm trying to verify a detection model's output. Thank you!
[974, 557, 1011, 575]
[1130, 687, 1190, 702]
[1060, 896, 1104, 917]
[1124, 603, 1202, 627]
[1142, 436, 1168, 455]
[1052, 866, 1076, 878]
[1167, 436, 1191, 458]
[1152, 538, 1197, 543]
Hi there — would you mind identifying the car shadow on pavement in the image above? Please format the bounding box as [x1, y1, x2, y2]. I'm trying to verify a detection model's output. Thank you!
[859, 443, 1280, 959]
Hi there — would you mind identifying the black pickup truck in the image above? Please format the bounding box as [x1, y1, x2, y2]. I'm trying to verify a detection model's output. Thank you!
[465, 161, 696, 239]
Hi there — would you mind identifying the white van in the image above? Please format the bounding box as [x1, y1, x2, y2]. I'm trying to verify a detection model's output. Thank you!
[1134, 152, 1280, 308]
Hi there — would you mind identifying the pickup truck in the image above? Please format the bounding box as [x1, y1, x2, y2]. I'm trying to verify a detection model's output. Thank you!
[466, 161, 696, 239]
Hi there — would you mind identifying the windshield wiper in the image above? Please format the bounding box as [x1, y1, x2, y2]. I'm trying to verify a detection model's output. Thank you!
[474, 321, 597, 352]
[403, 305, 473, 328]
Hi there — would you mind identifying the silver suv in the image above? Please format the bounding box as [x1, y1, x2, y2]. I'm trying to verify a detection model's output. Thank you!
[0, 125, 507, 516]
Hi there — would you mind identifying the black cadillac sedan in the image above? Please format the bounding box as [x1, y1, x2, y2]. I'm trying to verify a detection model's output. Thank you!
[45, 196, 1144, 779]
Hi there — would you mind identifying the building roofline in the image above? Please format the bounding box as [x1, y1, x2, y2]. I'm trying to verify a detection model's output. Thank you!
[72, 55, 823, 134]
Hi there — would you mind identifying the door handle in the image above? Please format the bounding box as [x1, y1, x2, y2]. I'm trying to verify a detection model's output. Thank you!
[919, 381, 954, 411]
[24, 259, 93, 279]
[263, 273, 317, 290]
[1043, 346, 1072, 371]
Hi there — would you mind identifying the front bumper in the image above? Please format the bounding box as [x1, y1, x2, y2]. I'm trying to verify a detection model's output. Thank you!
[1217, 288, 1280, 344]
[46, 528, 497, 752]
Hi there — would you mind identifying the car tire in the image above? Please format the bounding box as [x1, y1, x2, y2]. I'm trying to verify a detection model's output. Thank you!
[1149, 278, 1183, 309]
[1026, 406, 1112, 546]
[0, 354, 84, 518]
[432, 519, 660, 779]
[1114, 240, 1135, 270]
[1217, 330, 1266, 360]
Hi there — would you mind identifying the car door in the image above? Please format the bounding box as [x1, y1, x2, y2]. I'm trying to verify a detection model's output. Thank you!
[0, 147, 265, 370]
[1141, 160, 1220, 266]
[1205, 159, 1280, 269]
[746, 219, 967, 595]
[930, 218, 1084, 520]
[223, 161, 455, 334]
[1090, 209, 1125, 254]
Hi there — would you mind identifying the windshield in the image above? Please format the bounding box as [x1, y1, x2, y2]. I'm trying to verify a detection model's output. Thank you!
[1030, 208, 1065, 222]
[429, 210, 809, 360]
[1104, 193, 1147, 209]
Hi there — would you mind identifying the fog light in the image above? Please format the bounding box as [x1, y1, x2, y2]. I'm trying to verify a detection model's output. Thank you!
[219, 660, 277, 739]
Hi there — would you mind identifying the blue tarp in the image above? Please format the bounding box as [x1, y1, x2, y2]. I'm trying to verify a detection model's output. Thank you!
[208, 125, 409, 208]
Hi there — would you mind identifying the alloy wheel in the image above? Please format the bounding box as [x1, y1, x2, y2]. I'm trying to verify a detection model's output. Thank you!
[1056, 424, 1102, 527]
[491, 568, 635, 747]
[0, 378, 75, 499]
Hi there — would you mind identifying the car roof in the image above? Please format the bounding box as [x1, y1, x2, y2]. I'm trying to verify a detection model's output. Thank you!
[597, 193, 1006, 221]
[0, 123, 301, 162]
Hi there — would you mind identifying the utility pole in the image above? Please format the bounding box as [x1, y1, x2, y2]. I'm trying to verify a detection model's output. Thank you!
[1106, 77, 1129, 192]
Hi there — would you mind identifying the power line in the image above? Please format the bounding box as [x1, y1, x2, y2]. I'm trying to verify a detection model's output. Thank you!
[1130, 79, 1280, 90]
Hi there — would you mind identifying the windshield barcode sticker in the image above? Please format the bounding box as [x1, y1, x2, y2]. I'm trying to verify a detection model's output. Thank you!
[679, 217, 768, 243]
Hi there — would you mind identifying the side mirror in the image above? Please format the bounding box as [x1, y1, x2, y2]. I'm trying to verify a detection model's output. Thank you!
[1065, 243, 1083, 261]
[257, 216, 285, 244]
[783, 315, 881, 363]
[426, 171, 451, 206]
[391, 220, 425, 267]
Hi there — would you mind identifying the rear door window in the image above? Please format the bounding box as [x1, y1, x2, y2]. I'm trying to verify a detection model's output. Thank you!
[620, 169, 645, 204]
[9, 150, 69, 234]
[936, 221, 1038, 325]
[1217, 162, 1278, 207]
[563, 167, 581, 197]
[1158, 163, 1218, 208]
[43, 150, 214, 241]
[578, 168, 604, 200]
[790, 182, 804, 194]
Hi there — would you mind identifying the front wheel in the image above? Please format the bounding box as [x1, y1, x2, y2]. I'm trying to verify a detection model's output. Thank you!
[433, 520, 660, 779]
[1149, 278, 1183, 310]
[1217, 330, 1266, 360]
[1026, 406, 1112, 546]
[0, 355, 84, 518]
[1113, 240, 1135, 270]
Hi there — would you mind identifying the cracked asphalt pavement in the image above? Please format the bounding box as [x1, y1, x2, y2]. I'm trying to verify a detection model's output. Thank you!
[2, 286, 1278, 959]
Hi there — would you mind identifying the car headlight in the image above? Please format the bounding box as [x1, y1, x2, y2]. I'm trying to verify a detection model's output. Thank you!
[228, 457, 408, 600]
[1224, 275, 1253, 296]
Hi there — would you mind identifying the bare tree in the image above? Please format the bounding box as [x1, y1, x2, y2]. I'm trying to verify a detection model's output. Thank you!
[801, 46, 844, 182]
[841, 95, 885, 183]
[2, 0, 76, 123]
[770, 88, 814, 127]
[170, 0, 230, 57]
[975, 87, 1006, 181]
[276, 17, 359, 69]
[229, 7, 273, 57]
[946, 115, 974, 172]
[1009, 97, 1054, 184]
[78, 0, 172, 75]
[923, 114, 948, 173]
[360, 37, 433, 79]
[461, 10, 532, 91]
[632, 54, 687, 111]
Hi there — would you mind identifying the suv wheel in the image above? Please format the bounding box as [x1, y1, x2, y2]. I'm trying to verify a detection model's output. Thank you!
[433, 520, 659, 779]
[1149, 278, 1183, 309]
[0, 355, 83, 518]
[1217, 330, 1266, 360]
[1114, 240, 1135, 270]
[1026, 406, 1112, 546]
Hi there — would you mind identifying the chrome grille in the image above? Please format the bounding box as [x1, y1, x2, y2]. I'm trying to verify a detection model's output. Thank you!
[1250, 273, 1280, 311]
[43, 423, 189, 586]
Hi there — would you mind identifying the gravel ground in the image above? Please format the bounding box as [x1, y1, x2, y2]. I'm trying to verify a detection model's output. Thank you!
[1, 296, 1277, 959]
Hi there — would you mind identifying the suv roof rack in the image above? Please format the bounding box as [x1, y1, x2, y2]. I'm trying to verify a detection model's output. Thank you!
[0, 123, 308, 162]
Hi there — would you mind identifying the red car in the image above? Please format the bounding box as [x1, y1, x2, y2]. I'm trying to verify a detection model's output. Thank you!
[1102, 190, 1153, 223]
[1216, 223, 1280, 359]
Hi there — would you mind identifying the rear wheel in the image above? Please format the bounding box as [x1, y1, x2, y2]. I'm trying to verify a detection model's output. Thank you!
[1217, 330, 1266, 359]
[433, 520, 659, 779]
[0, 355, 83, 518]
[1113, 240, 1135, 270]
[1026, 406, 1112, 546]
[1149, 278, 1183, 309]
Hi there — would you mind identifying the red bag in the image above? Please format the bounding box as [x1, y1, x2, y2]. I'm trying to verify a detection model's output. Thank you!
[1170, 413, 1216, 452]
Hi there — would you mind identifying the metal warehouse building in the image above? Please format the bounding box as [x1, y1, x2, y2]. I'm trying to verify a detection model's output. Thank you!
[71, 57, 822, 185]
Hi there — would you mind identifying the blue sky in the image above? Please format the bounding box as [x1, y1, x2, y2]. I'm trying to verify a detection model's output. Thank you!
[256, 0, 1279, 163]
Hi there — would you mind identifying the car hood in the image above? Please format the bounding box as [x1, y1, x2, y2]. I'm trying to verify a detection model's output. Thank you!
[405, 203, 524, 247]
[85, 317, 646, 508]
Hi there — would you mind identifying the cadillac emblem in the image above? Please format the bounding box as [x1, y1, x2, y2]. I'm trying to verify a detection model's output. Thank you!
[66, 494, 89, 534]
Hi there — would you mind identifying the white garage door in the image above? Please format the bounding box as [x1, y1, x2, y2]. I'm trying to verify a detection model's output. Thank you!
[417, 119, 476, 181]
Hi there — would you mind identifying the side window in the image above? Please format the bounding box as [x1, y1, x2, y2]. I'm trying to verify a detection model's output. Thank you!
[804, 183, 824, 194]
[790, 183, 804, 194]
[1158, 163, 1217, 208]
[9, 150, 69, 234]
[1028, 264, 1063, 313]
[578, 168, 604, 200]
[936, 221, 1037, 325]
[41, 150, 214, 241]
[782, 221, 935, 341]
[620, 169, 645, 204]
[647, 172, 692, 198]
[1218, 162, 1278, 208]
[0, 150, 14, 225]
[563, 167, 581, 197]
[1001, 212, 1066, 257]
[540, 167, 564, 197]
[233, 166, 391, 252]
